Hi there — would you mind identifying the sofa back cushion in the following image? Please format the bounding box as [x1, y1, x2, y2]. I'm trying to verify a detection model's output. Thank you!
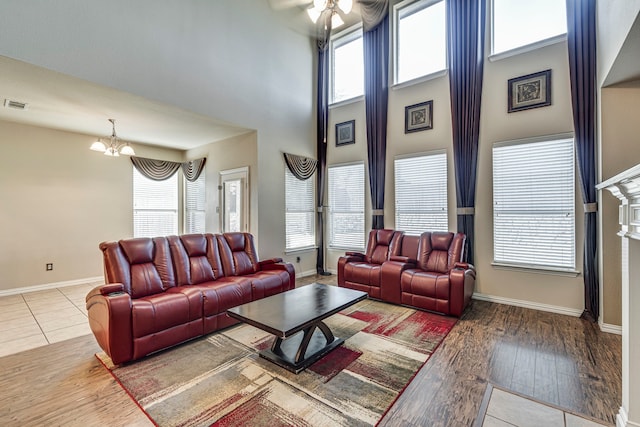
[100, 237, 175, 299]
[365, 229, 403, 264]
[169, 234, 224, 285]
[218, 232, 259, 276]
[417, 232, 465, 273]
[399, 235, 420, 260]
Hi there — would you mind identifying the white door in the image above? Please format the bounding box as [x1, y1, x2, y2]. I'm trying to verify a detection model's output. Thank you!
[219, 167, 249, 232]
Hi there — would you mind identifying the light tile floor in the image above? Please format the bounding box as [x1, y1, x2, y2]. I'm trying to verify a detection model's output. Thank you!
[0, 281, 100, 358]
[481, 387, 609, 427]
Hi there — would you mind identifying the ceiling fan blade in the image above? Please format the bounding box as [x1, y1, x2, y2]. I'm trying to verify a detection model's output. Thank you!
[268, 0, 311, 10]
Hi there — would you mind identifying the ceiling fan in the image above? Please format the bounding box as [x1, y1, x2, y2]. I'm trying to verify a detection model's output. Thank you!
[268, 0, 357, 30]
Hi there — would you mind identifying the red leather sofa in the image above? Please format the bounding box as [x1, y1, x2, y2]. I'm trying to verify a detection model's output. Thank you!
[338, 229, 475, 317]
[86, 232, 294, 365]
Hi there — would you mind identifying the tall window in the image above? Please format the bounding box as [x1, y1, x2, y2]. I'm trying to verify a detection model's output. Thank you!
[184, 170, 206, 234]
[285, 168, 316, 251]
[493, 136, 575, 271]
[328, 163, 365, 249]
[331, 27, 364, 104]
[492, 0, 567, 55]
[394, 0, 446, 84]
[133, 168, 178, 238]
[395, 152, 447, 234]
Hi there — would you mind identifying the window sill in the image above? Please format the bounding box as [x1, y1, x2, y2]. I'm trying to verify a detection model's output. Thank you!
[392, 69, 448, 90]
[489, 34, 567, 62]
[329, 246, 365, 253]
[491, 262, 580, 278]
[284, 246, 317, 255]
[329, 95, 365, 109]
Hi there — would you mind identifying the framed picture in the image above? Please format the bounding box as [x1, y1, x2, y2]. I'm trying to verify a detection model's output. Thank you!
[335, 120, 355, 146]
[405, 100, 433, 133]
[508, 69, 552, 113]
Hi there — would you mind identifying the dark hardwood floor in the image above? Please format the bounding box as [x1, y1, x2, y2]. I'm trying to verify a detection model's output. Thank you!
[0, 274, 621, 426]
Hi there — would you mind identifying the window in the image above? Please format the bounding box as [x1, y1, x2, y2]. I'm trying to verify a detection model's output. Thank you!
[492, 0, 567, 56]
[492, 136, 575, 271]
[184, 170, 206, 234]
[328, 163, 365, 249]
[331, 27, 364, 103]
[394, 0, 446, 84]
[133, 168, 178, 238]
[285, 168, 316, 251]
[395, 152, 447, 234]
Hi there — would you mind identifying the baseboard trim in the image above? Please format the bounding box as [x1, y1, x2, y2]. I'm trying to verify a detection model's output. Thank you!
[472, 292, 583, 317]
[617, 406, 640, 427]
[599, 321, 622, 335]
[0, 276, 103, 297]
[297, 269, 320, 278]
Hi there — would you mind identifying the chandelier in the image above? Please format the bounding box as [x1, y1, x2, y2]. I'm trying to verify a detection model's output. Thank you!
[89, 119, 135, 157]
[307, 0, 353, 29]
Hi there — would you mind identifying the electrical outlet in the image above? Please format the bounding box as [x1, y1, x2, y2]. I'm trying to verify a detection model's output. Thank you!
[46, 263, 53, 271]
[296, 256, 301, 263]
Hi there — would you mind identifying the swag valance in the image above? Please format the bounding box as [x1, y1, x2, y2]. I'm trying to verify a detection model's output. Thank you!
[131, 156, 207, 182]
[283, 153, 317, 181]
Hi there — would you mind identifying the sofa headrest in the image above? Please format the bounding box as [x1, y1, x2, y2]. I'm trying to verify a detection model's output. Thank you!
[375, 229, 396, 246]
[431, 232, 454, 251]
[224, 232, 246, 252]
[180, 234, 207, 257]
[120, 238, 154, 264]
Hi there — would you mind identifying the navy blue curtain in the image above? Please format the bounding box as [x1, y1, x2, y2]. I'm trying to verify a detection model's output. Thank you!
[363, 14, 390, 230]
[447, 0, 486, 264]
[567, 0, 598, 322]
[316, 29, 331, 275]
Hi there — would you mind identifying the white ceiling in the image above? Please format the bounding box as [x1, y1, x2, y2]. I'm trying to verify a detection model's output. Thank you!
[0, 55, 252, 150]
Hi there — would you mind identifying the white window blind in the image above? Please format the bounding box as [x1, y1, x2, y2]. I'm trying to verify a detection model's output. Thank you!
[285, 167, 316, 251]
[493, 137, 575, 270]
[394, 0, 446, 84]
[492, 0, 567, 55]
[133, 167, 178, 238]
[395, 152, 447, 234]
[185, 169, 206, 234]
[328, 163, 365, 249]
[331, 28, 364, 103]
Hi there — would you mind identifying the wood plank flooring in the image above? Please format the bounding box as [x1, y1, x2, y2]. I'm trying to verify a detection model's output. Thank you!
[0, 275, 621, 426]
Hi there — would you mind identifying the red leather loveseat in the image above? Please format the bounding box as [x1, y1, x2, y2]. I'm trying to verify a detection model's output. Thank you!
[338, 229, 475, 317]
[86, 232, 294, 365]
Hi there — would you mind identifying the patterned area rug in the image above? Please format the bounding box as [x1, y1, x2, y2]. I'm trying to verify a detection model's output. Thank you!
[97, 299, 457, 427]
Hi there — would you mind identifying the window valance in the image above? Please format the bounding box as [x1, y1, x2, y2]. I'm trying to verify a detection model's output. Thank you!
[131, 157, 206, 182]
[283, 153, 317, 181]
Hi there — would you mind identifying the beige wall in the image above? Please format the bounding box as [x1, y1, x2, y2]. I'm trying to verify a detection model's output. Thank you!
[0, 120, 182, 292]
[600, 82, 640, 326]
[326, 35, 587, 314]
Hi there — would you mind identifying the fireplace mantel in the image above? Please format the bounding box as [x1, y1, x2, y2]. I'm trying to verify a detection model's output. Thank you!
[597, 165, 640, 427]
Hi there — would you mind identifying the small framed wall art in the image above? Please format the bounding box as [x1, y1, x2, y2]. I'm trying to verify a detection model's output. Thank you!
[508, 69, 552, 113]
[335, 120, 355, 146]
[405, 100, 433, 133]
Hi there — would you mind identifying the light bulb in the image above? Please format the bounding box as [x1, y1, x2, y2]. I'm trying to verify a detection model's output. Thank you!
[119, 145, 135, 156]
[331, 12, 344, 29]
[90, 140, 107, 152]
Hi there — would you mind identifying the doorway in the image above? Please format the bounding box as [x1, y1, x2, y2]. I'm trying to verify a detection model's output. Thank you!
[219, 167, 249, 232]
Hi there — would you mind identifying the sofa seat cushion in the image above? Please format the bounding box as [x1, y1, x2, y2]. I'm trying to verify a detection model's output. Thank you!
[250, 270, 292, 299]
[189, 277, 253, 317]
[132, 289, 202, 338]
[401, 269, 451, 313]
[343, 262, 383, 287]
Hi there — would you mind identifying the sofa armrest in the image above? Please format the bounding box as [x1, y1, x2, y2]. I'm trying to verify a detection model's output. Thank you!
[258, 257, 284, 267]
[380, 259, 416, 305]
[390, 255, 417, 264]
[345, 251, 365, 258]
[86, 286, 133, 365]
[259, 260, 296, 290]
[449, 264, 476, 317]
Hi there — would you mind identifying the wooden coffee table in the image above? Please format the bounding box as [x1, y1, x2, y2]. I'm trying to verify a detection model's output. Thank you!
[227, 283, 367, 373]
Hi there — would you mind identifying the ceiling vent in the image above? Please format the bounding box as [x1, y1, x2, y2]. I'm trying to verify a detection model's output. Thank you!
[4, 99, 29, 110]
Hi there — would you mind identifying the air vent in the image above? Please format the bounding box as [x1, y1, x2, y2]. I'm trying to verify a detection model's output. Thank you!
[4, 99, 29, 110]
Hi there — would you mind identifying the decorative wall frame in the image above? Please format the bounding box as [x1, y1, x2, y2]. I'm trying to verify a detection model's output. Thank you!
[508, 69, 552, 113]
[404, 100, 433, 133]
[335, 120, 355, 146]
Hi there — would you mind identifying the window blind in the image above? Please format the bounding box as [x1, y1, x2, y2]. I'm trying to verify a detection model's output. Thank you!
[395, 152, 447, 234]
[493, 137, 575, 270]
[328, 163, 365, 249]
[185, 169, 206, 234]
[133, 167, 178, 238]
[285, 167, 316, 250]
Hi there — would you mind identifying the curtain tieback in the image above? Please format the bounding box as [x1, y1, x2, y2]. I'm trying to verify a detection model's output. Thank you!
[457, 207, 475, 215]
[584, 202, 598, 213]
[372, 209, 384, 216]
[317, 207, 324, 213]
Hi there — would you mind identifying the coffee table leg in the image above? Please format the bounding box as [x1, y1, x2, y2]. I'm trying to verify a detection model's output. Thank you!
[293, 321, 334, 364]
